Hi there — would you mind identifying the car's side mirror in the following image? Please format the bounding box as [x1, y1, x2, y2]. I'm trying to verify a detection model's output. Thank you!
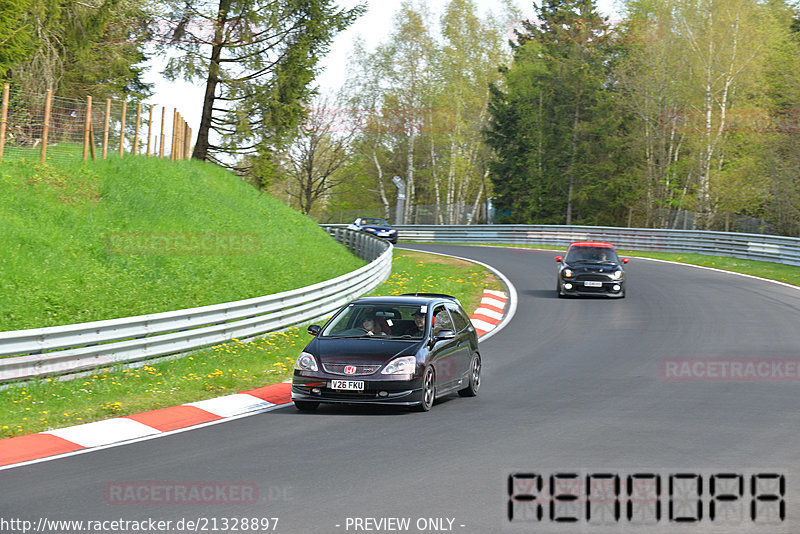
[622, 258, 629, 264]
[433, 329, 456, 343]
[555, 256, 563, 262]
[307, 325, 322, 336]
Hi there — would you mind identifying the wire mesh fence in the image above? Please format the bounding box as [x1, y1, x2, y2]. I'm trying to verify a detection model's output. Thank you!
[0, 84, 193, 165]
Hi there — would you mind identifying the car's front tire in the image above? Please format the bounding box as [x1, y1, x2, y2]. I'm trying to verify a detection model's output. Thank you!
[458, 353, 481, 397]
[294, 400, 319, 412]
[414, 366, 436, 412]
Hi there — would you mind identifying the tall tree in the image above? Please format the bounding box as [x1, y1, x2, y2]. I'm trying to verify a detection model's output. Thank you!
[160, 0, 364, 170]
[618, 0, 792, 230]
[339, 0, 516, 225]
[8, 0, 152, 99]
[277, 94, 355, 214]
[487, 0, 625, 224]
[0, 0, 36, 80]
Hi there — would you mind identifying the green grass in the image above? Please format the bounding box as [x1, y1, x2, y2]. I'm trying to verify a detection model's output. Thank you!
[0, 154, 365, 330]
[377, 249, 504, 313]
[0, 249, 503, 439]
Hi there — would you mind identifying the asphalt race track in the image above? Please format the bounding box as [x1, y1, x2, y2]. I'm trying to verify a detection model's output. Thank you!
[2, 244, 800, 534]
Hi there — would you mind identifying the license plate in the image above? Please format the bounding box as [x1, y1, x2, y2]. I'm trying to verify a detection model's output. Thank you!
[584, 281, 603, 287]
[331, 380, 364, 391]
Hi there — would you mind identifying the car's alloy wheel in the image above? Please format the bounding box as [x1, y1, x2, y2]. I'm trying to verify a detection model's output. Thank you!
[414, 366, 436, 412]
[458, 354, 481, 397]
[294, 400, 319, 412]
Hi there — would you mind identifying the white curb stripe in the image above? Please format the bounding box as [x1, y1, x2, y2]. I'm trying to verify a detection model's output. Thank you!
[481, 296, 506, 308]
[45, 418, 160, 448]
[186, 393, 274, 418]
[472, 307, 504, 321]
[483, 289, 506, 299]
[470, 318, 498, 332]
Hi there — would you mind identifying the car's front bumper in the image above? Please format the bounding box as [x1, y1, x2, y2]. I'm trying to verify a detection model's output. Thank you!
[560, 279, 624, 297]
[292, 375, 424, 406]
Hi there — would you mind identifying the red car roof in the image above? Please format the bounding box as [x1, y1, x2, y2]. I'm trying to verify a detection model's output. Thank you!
[569, 241, 615, 248]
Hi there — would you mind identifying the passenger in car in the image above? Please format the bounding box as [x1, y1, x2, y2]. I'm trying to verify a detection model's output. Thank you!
[403, 311, 426, 337]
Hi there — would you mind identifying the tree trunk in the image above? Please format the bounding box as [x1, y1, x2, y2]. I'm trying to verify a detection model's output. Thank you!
[566, 96, 581, 225]
[372, 145, 390, 220]
[192, 0, 231, 161]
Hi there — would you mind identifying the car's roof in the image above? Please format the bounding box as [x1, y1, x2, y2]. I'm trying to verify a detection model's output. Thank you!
[351, 294, 458, 307]
[568, 241, 615, 248]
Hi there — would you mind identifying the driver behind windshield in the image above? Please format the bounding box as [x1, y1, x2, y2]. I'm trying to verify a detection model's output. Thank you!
[567, 247, 616, 263]
[361, 314, 389, 336]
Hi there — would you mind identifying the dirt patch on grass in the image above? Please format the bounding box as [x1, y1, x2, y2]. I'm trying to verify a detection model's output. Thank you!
[398, 249, 474, 267]
[397, 249, 504, 291]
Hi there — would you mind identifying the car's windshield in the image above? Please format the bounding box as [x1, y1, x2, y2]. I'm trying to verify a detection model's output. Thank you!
[321, 303, 428, 339]
[361, 218, 389, 226]
[566, 246, 619, 263]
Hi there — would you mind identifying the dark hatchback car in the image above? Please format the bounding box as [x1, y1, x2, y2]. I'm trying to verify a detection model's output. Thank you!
[292, 294, 480, 412]
[555, 241, 629, 298]
[347, 217, 398, 244]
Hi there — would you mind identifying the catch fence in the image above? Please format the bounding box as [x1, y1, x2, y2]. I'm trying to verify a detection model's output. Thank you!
[0, 83, 193, 165]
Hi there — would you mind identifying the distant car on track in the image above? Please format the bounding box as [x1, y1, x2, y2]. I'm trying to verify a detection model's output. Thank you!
[347, 217, 398, 244]
[555, 241, 628, 298]
[291, 294, 481, 412]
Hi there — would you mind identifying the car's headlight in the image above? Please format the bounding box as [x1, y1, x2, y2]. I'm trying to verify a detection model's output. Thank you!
[364, 227, 377, 233]
[381, 356, 416, 375]
[563, 268, 573, 278]
[612, 270, 623, 280]
[294, 352, 318, 372]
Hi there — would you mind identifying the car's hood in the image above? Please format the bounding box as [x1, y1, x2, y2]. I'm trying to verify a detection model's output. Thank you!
[564, 262, 623, 272]
[310, 337, 420, 364]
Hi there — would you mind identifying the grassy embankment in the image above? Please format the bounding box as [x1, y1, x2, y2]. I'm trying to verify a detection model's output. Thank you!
[0, 151, 365, 329]
[0, 154, 503, 438]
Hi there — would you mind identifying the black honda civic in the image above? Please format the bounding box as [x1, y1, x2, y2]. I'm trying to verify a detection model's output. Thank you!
[555, 241, 629, 298]
[291, 294, 481, 412]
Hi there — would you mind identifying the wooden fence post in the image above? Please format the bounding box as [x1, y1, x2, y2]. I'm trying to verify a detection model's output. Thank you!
[159, 106, 165, 158]
[133, 102, 141, 155]
[177, 114, 184, 161]
[147, 105, 153, 156]
[119, 100, 127, 157]
[40, 90, 52, 164]
[185, 124, 192, 160]
[102, 98, 111, 159]
[0, 84, 10, 163]
[170, 108, 178, 161]
[83, 96, 93, 161]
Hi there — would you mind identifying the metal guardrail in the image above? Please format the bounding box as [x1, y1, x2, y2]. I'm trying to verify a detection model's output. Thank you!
[0, 229, 391, 383]
[375, 224, 800, 267]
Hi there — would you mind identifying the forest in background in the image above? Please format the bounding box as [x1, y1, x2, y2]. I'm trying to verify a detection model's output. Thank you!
[3, 0, 800, 234]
